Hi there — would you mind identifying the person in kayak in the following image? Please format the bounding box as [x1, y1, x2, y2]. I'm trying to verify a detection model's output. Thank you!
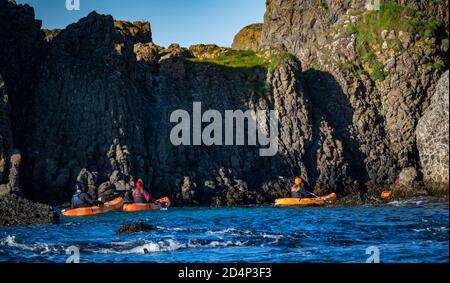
[71, 182, 96, 208]
[125, 179, 159, 204]
[291, 177, 312, 198]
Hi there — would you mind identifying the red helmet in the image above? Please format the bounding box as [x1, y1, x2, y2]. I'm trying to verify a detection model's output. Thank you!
[136, 180, 143, 189]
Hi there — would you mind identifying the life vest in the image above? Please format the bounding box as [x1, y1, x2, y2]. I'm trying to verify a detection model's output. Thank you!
[291, 185, 300, 193]
[132, 189, 148, 203]
[72, 192, 88, 208]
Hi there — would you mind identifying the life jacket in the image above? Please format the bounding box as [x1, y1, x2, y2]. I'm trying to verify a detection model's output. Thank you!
[132, 189, 148, 203]
[291, 185, 300, 193]
[72, 192, 88, 208]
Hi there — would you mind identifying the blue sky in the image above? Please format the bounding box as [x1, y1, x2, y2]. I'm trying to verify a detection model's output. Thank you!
[17, 0, 266, 47]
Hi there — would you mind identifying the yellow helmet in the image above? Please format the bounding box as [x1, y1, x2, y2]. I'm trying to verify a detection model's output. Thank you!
[294, 178, 302, 185]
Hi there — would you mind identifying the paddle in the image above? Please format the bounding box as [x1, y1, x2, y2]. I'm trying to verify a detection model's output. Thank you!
[304, 189, 332, 204]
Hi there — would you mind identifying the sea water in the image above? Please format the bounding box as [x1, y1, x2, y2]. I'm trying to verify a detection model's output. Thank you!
[0, 197, 448, 263]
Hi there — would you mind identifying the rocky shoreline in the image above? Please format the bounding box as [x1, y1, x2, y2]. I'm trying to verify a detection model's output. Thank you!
[0, 0, 448, 226]
[0, 194, 58, 226]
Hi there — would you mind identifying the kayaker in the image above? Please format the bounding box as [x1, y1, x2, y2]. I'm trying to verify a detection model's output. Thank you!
[291, 177, 312, 198]
[71, 182, 96, 208]
[130, 179, 159, 204]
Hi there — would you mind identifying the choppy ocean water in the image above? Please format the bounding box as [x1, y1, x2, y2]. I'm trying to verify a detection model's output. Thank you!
[0, 197, 448, 263]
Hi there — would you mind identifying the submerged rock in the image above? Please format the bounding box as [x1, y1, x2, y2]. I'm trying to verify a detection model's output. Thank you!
[116, 222, 157, 235]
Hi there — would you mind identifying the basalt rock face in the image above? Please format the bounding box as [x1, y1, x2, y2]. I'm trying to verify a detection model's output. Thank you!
[138, 43, 355, 205]
[24, 9, 351, 205]
[416, 71, 449, 191]
[0, 1, 61, 226]
[261, 0, 449, 190]
[0, 0, 45, 142]
[1, 0, 449, 214]
[25, 12, 150, 203]
[0, 74, 20, 197]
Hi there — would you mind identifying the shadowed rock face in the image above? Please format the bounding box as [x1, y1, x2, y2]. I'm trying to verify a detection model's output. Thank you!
[0, 74, 18, 196]
[416, 71, 449, 190]
[0, 0, 448, 217]
[23, 9, 330, 205]
[25, 12, 149, 203]
[0, 0, 45, 143]
[20, 9, 355, 205]
[0, 1, 59, 226]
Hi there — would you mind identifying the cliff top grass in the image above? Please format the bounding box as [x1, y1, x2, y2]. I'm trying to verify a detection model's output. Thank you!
[349, 1, 441, 55]
[187, 46, 295, 72]
[188, 49, 266, 69]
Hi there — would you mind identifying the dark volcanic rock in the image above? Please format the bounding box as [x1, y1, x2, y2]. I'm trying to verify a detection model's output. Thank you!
[1, 0, 449, 213]
[116, 222, 157, 235]
[25, 12, 148, 203]
[0, 0, 45, 140]
[0, 74, 18, 196]
[0, 194, 59, 226]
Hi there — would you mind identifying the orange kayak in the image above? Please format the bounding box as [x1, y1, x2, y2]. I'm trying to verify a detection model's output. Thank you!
[381, 191, 392, 199]
[275, 193, 337, 206]
[104, 197, 124, 210]
[62, 197, 124, 217]
[123, 197, 171, 212]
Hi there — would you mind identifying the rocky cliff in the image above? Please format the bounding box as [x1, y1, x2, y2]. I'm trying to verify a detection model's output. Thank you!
[0, 0, 57, 225]
[0, 0, 448, 225]
[260, 0, 449, 192]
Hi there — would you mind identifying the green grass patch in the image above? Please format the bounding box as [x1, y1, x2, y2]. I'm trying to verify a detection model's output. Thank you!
[351, 1, 441, 55]
[188, 50, 266, 69]
[362, 52, 388, 81]
[187, 48, 295, 74]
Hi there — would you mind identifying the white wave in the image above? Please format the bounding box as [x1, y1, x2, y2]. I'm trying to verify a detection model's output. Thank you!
[205, 228, 249, 235]
[98, 238, 247, 254]
[129, 239, 185, 254]
[204, 240, 245, 248]
[205, 228, 283, 240]
[261, 233, 283, 240]
[0, 235, 60, 254]
[413, 227, 449, 233]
